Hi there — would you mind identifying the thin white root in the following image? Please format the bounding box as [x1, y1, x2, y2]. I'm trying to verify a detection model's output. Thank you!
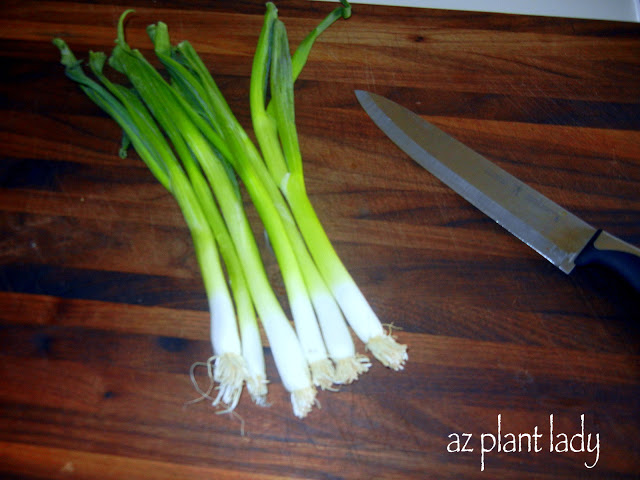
[230, 410, 246, 437]
[366, 334, 408, 371]
[212, 352, 247, 413]
[333, 354, 372, 384]
[185, 357, 217, 406]
[246, 374, 270, 407]
[291, 386, 317, 419]
[310, 358, 337, 391]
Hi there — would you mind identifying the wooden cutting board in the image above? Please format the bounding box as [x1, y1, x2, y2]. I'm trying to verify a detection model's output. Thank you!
[1, 1, 638, 478]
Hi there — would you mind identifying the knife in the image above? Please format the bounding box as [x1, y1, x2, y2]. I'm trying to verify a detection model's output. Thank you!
[355, 90, 640, 291]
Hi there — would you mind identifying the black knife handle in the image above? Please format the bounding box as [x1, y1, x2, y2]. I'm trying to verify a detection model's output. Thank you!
[574, 230, 640, 292]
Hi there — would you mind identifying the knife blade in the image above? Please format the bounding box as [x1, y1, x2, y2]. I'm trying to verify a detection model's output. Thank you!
[355, 90, 640, 291]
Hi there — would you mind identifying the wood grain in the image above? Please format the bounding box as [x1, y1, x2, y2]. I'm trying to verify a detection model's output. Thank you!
[1, 1, 638, 478]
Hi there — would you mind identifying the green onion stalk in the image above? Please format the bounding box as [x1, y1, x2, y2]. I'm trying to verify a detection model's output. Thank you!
[107, 11, 317, 417]
[51, 38, 254, 410]
[147, 22, 341, 389]
[250, 3, 372, 383]
[92, 52, 265, 407]
[257, 4, 408, 370]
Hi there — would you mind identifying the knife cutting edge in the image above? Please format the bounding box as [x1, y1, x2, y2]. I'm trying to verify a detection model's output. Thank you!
[355, 90, 640, 292]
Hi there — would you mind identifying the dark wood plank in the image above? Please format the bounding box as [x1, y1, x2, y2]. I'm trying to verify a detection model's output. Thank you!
[1, 1, 638, 479]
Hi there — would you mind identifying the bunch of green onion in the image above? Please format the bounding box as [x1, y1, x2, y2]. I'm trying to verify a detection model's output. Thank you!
[54, 1, 407, 418]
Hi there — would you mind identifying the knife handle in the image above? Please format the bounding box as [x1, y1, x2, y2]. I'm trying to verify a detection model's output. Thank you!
[574, 230, 640, 292]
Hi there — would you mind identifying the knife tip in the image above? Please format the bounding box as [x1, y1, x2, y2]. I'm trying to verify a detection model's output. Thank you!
[354, 89, 373, 105]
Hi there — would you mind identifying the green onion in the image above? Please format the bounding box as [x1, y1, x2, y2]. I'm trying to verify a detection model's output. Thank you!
[255, 6, 408, 370]
[51, 37, 252, 409]
[250, 5, 372, 383]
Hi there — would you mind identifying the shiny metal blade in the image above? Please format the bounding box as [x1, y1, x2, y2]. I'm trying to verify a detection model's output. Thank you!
[355, 90, 597, 273]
